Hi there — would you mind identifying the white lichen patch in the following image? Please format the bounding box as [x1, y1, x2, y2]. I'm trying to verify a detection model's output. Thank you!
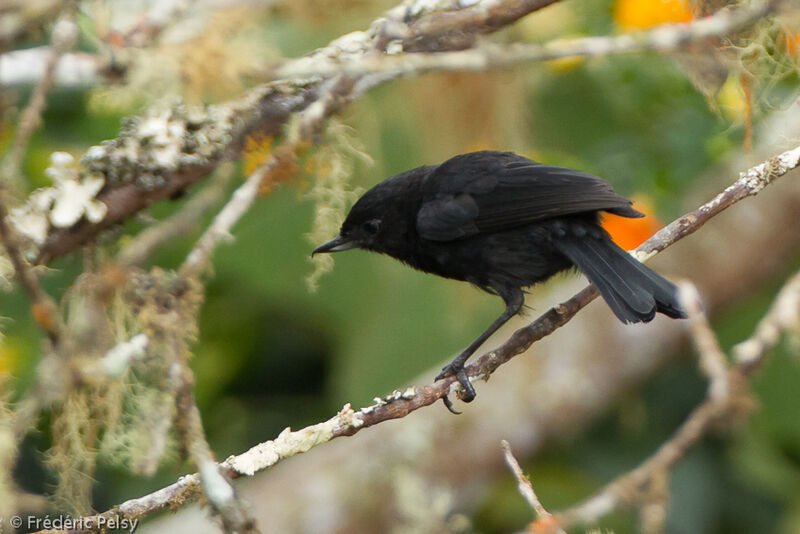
[82, 104, 236, 191]
[8, 188, 56, 245]
[386, 39, 405, 55]
[50, 175, 107, 228]
[733, 144, 800, 198]
[137, 112, 187, 169]
[405, 0, 463, 18]
[631, 249, 657, 263]
[329, 31, 371, 56]
[47, 152, 107, 228]
[337, 402, 364, 429]
[225, 409, 349, 476]
[778, 145, 800, 170]
[102, 334, 149, 377]
[8, 152, 108, 243]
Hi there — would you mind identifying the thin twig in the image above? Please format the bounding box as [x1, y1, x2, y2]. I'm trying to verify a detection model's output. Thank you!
[1, 194, 70, 454]
[36, 142, 800, 534]
[118, 164, 238, 266]
[0, 12, 78, 189]
[733, 270, 800, 370]
[679, 283, 729, 400]
[539, 323, 736, 530]
[0, 198, 62, 345]
[639, 469, 670, 534]
[174, 359, 259, 534]
[178, 160, 268, 276]
[501, 440, 566, 534]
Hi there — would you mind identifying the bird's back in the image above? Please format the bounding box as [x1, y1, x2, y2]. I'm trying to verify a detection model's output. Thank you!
[417, 151, 643, 243]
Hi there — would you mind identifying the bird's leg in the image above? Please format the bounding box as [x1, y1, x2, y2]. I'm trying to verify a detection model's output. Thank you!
[436, 289, 524, 406]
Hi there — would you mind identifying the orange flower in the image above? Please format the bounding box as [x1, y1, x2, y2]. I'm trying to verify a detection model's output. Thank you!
[614, 0, 693, 30]
[602, 195, 663, 250]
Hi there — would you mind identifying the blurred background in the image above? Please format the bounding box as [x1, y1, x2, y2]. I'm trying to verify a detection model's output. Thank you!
[1, 0, 800, 533]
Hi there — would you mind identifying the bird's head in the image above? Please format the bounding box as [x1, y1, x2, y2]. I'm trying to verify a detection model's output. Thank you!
[312, 194, 387, 256]
[312, 166, 432, 257]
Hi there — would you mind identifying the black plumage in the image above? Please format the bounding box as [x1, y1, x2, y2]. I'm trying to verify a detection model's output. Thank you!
[314, 151, 685, 408]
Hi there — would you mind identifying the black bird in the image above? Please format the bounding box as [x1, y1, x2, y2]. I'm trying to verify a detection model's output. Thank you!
[314, 151, 685, 409]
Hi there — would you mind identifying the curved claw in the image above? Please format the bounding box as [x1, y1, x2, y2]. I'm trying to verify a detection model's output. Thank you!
[442, 395, 462, 414]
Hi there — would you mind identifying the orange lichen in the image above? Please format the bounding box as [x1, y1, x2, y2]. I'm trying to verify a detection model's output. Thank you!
[258, 144, 302, 194]
[32, 301, 57, 334]
[528, 515, 561, 533]
[241, 133, 274, 176]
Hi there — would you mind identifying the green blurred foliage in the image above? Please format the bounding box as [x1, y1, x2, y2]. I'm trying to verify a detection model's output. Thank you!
[1, 0, 799, 532]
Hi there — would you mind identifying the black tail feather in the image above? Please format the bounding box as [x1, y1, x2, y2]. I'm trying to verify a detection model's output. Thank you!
[554, 231, 686, 323]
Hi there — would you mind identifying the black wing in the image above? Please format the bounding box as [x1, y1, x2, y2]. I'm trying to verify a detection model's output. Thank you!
[416, 151, 643, 241]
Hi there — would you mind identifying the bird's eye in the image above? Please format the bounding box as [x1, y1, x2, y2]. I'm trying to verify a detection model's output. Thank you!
[362, 219, 380, 236]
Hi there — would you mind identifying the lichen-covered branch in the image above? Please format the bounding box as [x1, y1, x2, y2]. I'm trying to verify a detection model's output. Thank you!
[276, 0, 774, 80]
[36, 142, 800, 534]
[33, 81, 321, 264]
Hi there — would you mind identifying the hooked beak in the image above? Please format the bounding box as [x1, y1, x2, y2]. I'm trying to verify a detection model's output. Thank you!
[312, 235, 357, 256]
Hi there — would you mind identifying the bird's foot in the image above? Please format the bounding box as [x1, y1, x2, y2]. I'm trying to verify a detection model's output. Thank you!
[436, 363, 476, 414]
